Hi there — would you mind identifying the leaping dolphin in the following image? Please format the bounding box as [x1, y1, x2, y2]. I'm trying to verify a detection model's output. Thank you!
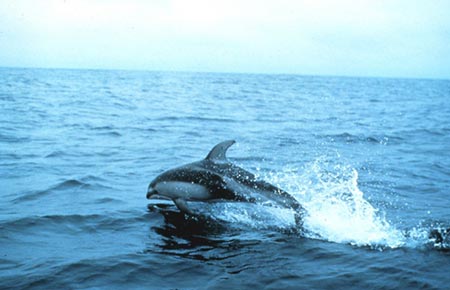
[147, 140, 304, 225]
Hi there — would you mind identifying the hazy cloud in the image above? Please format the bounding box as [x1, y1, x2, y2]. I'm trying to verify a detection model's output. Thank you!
[0, 0, 449, 78]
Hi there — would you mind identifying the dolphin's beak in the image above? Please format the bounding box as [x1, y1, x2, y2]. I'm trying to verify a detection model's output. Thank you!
[147, 188, 170, 201]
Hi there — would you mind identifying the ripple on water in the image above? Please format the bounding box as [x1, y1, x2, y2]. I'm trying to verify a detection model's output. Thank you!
[0, 211, 149, 235]
[12, 176, 113, 203]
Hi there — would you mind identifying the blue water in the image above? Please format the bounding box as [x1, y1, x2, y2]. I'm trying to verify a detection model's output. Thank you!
[1, 67, 450, 289]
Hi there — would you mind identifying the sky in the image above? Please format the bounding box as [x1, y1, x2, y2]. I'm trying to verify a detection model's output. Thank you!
[0, 0, 449, 79]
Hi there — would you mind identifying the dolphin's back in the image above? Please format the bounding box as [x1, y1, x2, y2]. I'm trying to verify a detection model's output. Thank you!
[199, 159, 302, 211]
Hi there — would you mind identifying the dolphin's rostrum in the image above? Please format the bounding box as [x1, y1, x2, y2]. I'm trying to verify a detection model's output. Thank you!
[147, 140, 304, 225]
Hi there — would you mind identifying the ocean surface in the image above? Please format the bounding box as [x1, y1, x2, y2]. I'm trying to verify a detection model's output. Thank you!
[1, 67, 449, 289]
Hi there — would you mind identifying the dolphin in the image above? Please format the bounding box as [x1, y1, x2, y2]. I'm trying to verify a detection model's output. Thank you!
[147, 140, 304, 224]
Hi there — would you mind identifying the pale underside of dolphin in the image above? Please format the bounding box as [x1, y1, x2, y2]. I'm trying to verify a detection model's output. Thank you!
[147, 140, 303, 221]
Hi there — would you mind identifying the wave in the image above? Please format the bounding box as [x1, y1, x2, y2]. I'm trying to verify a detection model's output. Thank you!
[44, 150, 68, 158]
[320, 132, 400, 145]
[0, 249, 216, 290]
[152, 116, 239, 123]
[395, 128, 450, 137]
[12, 176, 112, 203]
[92, 125, 116, 130]
[98, 131, 122, 137]
[0, 211, 147, 234]
[0, 133, 31, 144]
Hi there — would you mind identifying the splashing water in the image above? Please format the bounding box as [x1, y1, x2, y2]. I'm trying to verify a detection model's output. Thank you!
[195, 202, 298, 232]
[264, 157, 450, 250]
[267, 158, 405, 248]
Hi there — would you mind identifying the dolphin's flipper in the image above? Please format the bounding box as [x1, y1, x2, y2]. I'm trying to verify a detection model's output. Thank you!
[205, 140, 236, 161]
[173, 198, 194, 215]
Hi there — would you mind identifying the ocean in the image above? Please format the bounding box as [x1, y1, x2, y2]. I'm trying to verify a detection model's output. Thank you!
[1, 67, 449, 289]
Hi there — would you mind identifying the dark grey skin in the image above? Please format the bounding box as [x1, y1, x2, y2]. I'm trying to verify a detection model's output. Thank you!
[147, 140, 304, 225]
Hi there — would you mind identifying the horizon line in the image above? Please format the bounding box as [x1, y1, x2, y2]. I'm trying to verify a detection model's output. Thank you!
[1, 65, 448, 82]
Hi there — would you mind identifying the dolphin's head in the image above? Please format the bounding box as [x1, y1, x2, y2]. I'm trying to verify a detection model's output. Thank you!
[146, 167, 213, 201]
[146, 182, 161, 199]
[146, 174, 170, 200]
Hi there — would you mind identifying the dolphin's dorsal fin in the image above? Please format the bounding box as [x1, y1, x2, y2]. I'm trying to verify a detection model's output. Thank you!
[205, 140, 236, 161]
